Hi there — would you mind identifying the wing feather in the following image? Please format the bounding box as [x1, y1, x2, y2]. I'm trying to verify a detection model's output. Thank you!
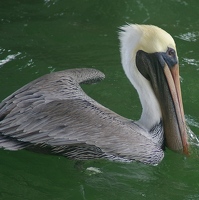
[0, 68, 163, 165]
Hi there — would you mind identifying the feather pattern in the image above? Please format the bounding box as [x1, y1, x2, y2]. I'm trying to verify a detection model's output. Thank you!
[0, 68, 164, 165]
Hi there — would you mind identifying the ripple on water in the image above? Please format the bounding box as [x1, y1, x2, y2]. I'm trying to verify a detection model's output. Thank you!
[186, 115, 199, 156]
[176, 32, 199, 42]
[183, 57, 199, 66]
[0, 48, 21, 68]
[182, 57, 199, 70]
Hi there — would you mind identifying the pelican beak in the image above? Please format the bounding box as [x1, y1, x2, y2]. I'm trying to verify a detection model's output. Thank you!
[163, 61, 189, 154]
[136, 49, 189, 155]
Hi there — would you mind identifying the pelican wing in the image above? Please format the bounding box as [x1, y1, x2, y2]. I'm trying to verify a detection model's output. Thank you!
[0, 68, 163, 165]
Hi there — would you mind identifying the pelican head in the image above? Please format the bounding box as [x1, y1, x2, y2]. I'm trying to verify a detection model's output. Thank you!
[119, 24, 189, 154]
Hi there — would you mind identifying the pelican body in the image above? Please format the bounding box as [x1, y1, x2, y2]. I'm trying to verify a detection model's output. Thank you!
[0, 24, 189, 165]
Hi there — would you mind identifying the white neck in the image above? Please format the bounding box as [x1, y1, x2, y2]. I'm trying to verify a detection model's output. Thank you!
[124, 58, 162, 131]
[122, 54, 162, 131]
[119, 25, 162, 131]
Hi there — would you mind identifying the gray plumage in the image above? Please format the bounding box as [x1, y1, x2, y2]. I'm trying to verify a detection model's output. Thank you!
[0, 68, 164, 165]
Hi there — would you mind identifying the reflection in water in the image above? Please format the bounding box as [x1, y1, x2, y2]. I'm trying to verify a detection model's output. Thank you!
[186, 115, 199, 156]
[186, 115, 199, 129]
[18, 58, 35, 71]
[187, 126, 199, 147]
[0, 50, 21, 67]
[183, 57, 199, 69]
[135, 0, 150, 23]
[86, 167, 102, 175]
[176, 32, 199, 42]
[43, 0, 58, 7]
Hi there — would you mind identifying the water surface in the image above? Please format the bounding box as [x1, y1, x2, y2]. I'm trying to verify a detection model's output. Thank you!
[0, 1, 199, 199]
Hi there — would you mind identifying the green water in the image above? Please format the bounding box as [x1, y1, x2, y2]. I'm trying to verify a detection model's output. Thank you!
[0, 0, 199, 199]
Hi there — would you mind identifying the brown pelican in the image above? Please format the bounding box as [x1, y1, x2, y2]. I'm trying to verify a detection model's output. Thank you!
[0, 24, 189, 165]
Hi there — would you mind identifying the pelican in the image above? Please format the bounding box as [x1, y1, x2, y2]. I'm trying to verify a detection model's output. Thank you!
[0, 24, 189, 165]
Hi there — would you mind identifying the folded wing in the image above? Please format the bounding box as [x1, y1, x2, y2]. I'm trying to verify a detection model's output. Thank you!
[0, 68, 163, 165]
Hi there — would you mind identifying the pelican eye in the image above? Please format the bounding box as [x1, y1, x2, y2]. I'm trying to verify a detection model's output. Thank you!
[162, 47, 178, 67]
[167, 47, 176, 57]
